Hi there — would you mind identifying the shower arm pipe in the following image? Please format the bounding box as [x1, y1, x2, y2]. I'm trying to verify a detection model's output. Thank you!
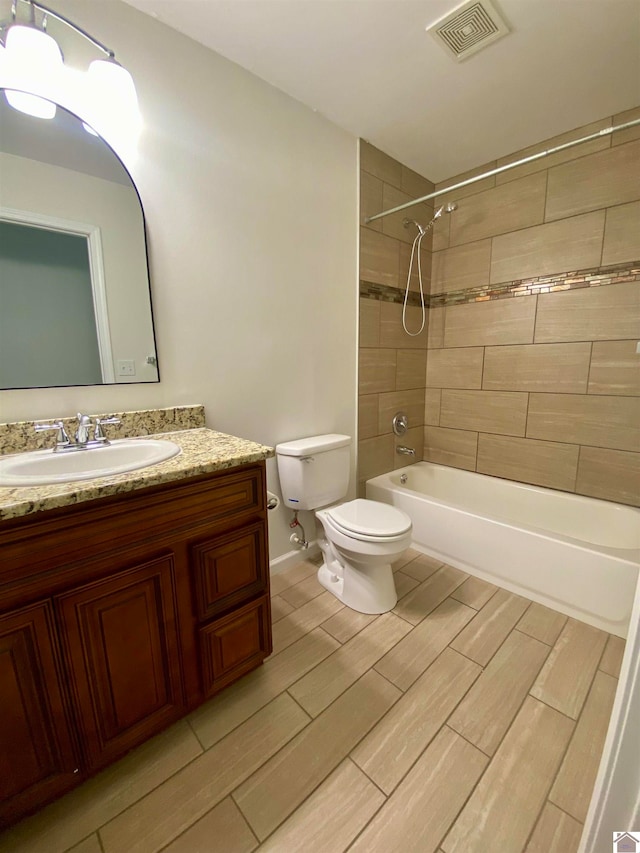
[364, 117, 640, 224]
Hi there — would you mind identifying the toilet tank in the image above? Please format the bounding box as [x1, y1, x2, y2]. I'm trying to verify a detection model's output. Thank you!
[275, 434, 351, 510]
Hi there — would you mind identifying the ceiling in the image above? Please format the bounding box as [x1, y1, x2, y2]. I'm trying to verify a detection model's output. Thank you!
[124, 0, 640, 183]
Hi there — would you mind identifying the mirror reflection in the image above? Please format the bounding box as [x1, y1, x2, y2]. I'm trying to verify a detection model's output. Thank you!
[0, 92, 159, 389]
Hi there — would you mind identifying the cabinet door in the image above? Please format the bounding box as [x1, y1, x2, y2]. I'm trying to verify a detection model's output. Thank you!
[56, 554, 185, 770]
[199, 595, 271, 697]
[0, 602, 78, 828]
[192, 522, 268, 620]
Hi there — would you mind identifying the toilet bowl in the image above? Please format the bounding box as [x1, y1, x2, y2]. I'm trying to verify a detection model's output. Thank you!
[315, 499, 412, 614]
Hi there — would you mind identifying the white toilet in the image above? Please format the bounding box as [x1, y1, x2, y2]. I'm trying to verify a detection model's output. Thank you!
[275, 434, 413, 614]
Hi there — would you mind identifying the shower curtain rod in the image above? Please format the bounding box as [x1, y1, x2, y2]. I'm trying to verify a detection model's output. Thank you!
[364, 117, 640, 224]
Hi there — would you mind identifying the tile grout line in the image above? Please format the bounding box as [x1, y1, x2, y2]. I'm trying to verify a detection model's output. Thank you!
[230, 667, 407, 845]
[445, 627, 554, 761]
[431, 724, 497, 853]
[184, 717, 206, 753]
[345, 755, 389, 801]
[227, 791, 261, 851]
[61, 832, 105, 853]
[450, 585, 501, 612]
[519, 710, 580, 853]
[521, 798, 552, 852]
[153, 794, 259, 853]
[551, 799, 587, 826]
[318, 611, 381, 646]
[354, 646, 485, 795]
[88, 704, 302, 853]
[437, 623, 579, 853]
[57, 718, 215, 853]
[283, 618, 406, 706]
[342, 665, 489, 853]
[524, 629, 614, 842]
[513, 615, 569, 647]
[283, 688, 315, 720]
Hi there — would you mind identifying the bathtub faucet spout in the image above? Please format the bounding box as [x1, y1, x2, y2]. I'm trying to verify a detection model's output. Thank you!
[396, 445, 416, 457]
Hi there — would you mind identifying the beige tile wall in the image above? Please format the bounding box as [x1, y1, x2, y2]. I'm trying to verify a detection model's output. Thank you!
[358, 142, 434, 494]
[359, 112, 639, 506]
[424, 108, 640, 506]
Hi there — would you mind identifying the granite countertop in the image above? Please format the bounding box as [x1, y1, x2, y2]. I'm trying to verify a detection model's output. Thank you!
[0, 428, 274, 522]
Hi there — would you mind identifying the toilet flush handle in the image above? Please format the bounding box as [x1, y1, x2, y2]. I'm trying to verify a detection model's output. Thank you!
[300, 456, 315, 463]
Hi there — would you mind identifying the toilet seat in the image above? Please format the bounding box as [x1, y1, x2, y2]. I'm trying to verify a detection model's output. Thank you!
[325, 499, 411, 543]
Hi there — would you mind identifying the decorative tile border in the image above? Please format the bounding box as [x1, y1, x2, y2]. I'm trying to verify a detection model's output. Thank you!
[360, 261, 640, 308]
[359, 281, 425, 307]
[0, 405, 206, 455]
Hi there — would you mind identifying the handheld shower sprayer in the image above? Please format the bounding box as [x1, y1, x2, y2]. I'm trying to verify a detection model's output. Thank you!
[401, 199, 458, 337]
[434, 201, 459, 219]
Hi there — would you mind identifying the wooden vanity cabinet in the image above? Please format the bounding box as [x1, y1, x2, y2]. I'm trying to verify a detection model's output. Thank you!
[0, 602, 79, 828]
[0, 462, 272, 828]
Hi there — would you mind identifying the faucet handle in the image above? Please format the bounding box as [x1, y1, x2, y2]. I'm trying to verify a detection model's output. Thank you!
[34, 420, 71, 449]
[93, 416, 120, 442]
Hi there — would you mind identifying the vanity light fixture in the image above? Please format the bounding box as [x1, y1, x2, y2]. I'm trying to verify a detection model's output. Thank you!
[0, 0, 139, 146]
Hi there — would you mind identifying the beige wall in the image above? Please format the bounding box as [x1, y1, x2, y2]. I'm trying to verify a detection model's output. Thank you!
[358, 110, 640, 506]
[0, 0, 359, 560]
[425, 108, 640, 506]
[358, 142, 434, 494]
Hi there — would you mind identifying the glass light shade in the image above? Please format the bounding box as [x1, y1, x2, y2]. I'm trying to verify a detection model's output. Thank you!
[85, 58, 141, 153]
[5, 24, 63, 66]
[4, 25, 63, 119]
[88, 58, 138, 116]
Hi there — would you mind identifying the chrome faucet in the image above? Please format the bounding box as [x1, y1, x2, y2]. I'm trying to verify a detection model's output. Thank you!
[75, 412, 92, 445]
[396, 445, 416, 457]
[34, 413, 120, 452]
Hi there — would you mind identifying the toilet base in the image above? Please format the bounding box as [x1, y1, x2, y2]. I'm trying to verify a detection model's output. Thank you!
[316, 550, 398, 614]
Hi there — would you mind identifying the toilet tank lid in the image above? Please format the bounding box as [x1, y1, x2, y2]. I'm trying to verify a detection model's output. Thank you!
[275, 434, 351, 456]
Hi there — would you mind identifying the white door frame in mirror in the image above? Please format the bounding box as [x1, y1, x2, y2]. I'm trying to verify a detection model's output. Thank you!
[1, 205, 115, 383]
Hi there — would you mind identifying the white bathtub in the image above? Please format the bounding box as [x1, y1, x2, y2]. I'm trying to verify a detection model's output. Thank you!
[367, 462, 640, 637]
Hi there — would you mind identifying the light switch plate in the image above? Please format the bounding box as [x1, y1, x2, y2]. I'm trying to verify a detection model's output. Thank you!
[117, 359, 136, 376]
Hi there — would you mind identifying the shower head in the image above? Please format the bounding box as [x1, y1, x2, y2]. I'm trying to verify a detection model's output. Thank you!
[434, 201, 458, 219]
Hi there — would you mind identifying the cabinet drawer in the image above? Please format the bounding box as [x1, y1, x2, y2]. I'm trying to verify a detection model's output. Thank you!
[199, 596, 271, 697]
[199, 468, 263, 523]
[192, 523, 268, 620]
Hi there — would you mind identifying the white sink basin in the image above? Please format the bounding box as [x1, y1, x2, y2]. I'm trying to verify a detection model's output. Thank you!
[0, 439, 181, 487]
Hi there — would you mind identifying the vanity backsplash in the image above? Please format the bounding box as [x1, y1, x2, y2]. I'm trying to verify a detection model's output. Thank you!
[0, 405, 205, 455]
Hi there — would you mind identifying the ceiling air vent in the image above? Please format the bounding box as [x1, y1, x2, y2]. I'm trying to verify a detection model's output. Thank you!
[426, 0, 509, 61]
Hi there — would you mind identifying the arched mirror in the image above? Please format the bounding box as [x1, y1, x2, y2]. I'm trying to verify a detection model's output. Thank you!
[0, 91, 159, 389]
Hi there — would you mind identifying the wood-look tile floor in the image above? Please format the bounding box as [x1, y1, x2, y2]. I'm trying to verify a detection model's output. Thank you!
[1, 549, 625, 853]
